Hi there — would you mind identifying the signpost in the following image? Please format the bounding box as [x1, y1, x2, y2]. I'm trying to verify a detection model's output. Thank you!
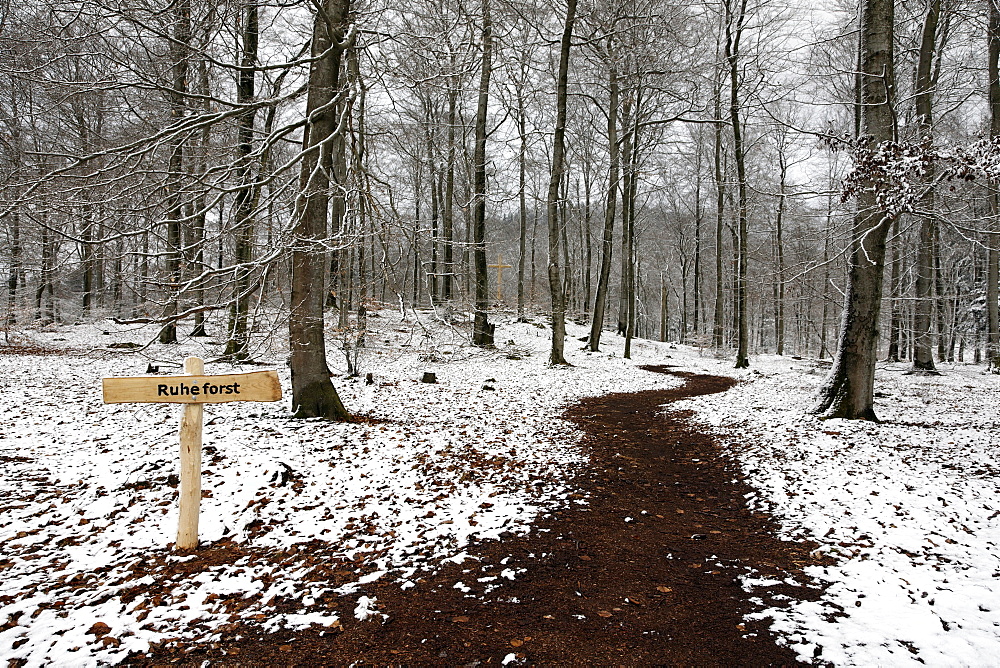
[103, 357, 282, 550]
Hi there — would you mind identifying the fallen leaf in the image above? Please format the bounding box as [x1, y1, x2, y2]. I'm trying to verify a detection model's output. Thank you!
[452, 616, 470, 623]
[579, 555, 592, 561]
[598, 610, 612, 617]
[279, 645, 292, 652]
[510, 639, 524, 647]
[87, 623, 110, 637]
[675, 509, 685, 514]
[543, 614, 555, 620]
[656, 586, 673, 593]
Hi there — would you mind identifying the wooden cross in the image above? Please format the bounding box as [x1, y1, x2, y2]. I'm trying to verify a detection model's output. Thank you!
[103, 357, 282, 551]
[488, 253, 513, 301]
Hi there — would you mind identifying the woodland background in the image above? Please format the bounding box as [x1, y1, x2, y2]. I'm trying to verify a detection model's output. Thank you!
[2, 0, 999, 397]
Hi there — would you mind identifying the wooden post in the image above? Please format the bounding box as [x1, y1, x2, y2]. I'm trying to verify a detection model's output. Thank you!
[103, 360, 282, 551]
[177, 356, 204, 550]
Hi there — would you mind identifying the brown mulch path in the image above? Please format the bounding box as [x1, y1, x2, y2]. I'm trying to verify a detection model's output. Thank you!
[126, 365, 823, 666]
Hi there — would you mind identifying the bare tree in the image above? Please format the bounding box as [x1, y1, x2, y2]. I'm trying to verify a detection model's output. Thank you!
[814, 0, 896, 420]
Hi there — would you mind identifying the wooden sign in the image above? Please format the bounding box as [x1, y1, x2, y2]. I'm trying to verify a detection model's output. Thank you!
[103, 369, 281, 404]
[103, 357, 283, 551]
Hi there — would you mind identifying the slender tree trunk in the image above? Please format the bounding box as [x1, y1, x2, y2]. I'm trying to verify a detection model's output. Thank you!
[472, 0, 494, 346]
[887, 217, 901, 361]
[693, 132, 702, 337]
[912, 0, 940, 373]
[547, 0, 577, 365]
[726, 0, 750, 368]
[516, 67, 529, 321]
[6, 208, 20, 327]
[588, 51, 618, 352]
[988, 1, 999, 370]
[712, 69, 726, 349]
[226, 0, 259, 359]
[159, 0, 191, 344]
[289, 0, 351, 420]
[814, 0, 896, 420]
[774, 153, 786, 355]
[443, 74, 457, 304]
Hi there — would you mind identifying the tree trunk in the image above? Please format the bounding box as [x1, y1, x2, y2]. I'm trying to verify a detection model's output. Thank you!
[988, 1, 999, 370]
[887, 217, 901, 361]
[814, 0, 895, 420]
[6, 208, 20, 327]
[726, 0, 750, 369]
[471, 0, 494, 346]
[712, 65, 726, 349]
[226, 0, 259, 360]
[774, 150, 786, 355]
[912, 0, 940, 373]
[442, 72, 457, 304]
[516, 61, 529, 321]
[289, 0, 351, 420]
[159, 0, 191, 345]
[588, 50, 618, 352]
[546, 0, 577, 366]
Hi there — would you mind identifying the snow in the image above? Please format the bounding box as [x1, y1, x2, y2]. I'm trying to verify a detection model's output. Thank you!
[4, 311, 1000, 665]
[0, 311, 680, 666]
[675, 353, 1000, 665]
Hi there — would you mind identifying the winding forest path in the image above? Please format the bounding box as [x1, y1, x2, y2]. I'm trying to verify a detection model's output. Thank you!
[130, 366, 821, 666]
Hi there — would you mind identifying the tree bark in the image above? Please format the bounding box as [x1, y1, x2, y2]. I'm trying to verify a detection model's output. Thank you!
[814, 0, 895, 420]
[988, 0, 999, 370]
[289, 0, 351, 420]
[911, 0, 940, 373]
[225, 0, 259, 360]
[547, 0, 577, 366]
[725, 0, 750, 369]
[472, 0, 494, 346]
[159, 0, 191, 344]
[589, 51, 618, 352]
[712, 62, 726, 349]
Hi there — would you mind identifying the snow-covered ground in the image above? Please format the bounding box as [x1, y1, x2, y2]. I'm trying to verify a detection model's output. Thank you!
[676, 353, 1000, 666]
[0, 310, 681, 667]
[2, 309, 999, 666]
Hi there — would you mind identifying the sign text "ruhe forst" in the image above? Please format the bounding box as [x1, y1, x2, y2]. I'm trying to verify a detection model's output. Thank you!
[103, 369, 281, 404]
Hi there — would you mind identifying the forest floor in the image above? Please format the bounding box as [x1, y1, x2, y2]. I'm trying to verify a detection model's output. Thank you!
[2, 309, 1000, 666]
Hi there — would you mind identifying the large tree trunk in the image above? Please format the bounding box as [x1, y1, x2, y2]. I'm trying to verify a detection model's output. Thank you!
[546, 0, 577, 366]
[589, 52, 619, 352]
[472, 0, 494, 346]
[814, 0, 896, 420]
[289, 0, 351, 420]
[911, 0, 940, 373]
